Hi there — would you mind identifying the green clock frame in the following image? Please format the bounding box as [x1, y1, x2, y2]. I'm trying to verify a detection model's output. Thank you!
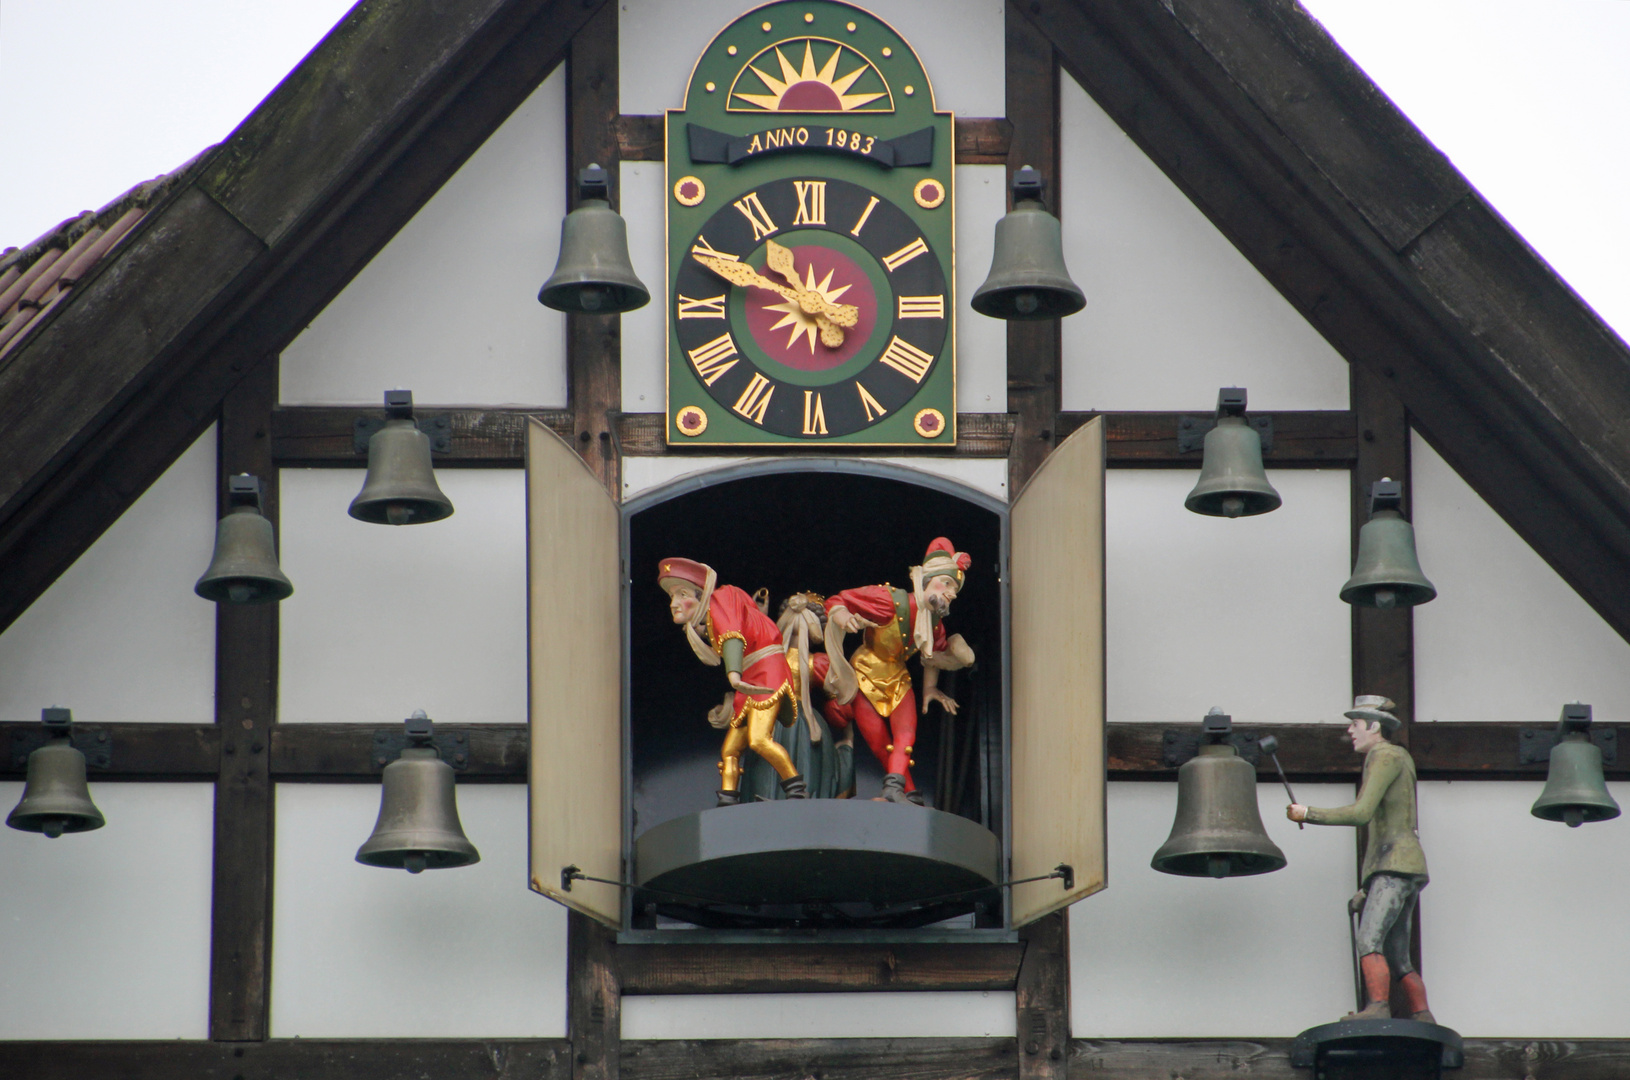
[665, 0, 956, 447]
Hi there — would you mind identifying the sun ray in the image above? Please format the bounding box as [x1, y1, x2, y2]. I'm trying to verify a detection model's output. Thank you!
[837, 90, 887, 110]
[829, 63, 868, 96]
[728, 39, 894, 112]
[816, 45, 842, 85]
[733, 91, 784, 109]
[765, 300, 818, 352]
[747, 62, 788, 97]
[775, 47, 802, 87]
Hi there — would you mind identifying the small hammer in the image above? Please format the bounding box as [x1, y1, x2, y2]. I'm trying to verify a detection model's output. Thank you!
[1259, 734, 1302, 829]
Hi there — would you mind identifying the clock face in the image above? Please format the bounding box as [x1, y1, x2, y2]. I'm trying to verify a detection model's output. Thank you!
[673, 176, 949, 441]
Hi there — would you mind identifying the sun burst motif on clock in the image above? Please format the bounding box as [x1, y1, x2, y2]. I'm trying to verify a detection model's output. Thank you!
[764, 265, 855, 353]
[728, 38, 893, 113]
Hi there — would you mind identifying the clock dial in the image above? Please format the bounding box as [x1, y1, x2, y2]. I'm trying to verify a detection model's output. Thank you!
[673, 177, 947, 440]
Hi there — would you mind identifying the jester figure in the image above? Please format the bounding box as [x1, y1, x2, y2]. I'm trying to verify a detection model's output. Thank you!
[822, 538, 976, 804]
[658, 558, 807, 806]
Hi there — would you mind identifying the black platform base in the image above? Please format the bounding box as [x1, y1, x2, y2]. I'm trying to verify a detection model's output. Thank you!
[632, 800, 1001, 928]
[1291, 1018, 1463, 1078]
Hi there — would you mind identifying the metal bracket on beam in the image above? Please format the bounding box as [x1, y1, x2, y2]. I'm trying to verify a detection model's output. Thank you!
[1162, 728, 1264, 768]
[1176, 414, 1273, 454]
[1519, 725, 1617, 766]
[353, 414, 452, 455]
[370, 727, 470, 770]
[9, 726, 112, 771]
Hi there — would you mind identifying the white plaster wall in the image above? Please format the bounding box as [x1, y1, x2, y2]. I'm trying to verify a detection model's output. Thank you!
[0, 427, 216, 724]
[1412, 433, 1630, 725]
[280, 69, 568, 407]
[623, 990, 1014, 1039]
[278, 470, 528, 723]
[622, 162, 1008, 414]
[618, 0, 1004, 117]
[1107, 470, 1351, 725]
[621, 455, 1008, 502]
[271, 784, 567, 1037]
[0, 782, 213, 1039]
[1418, 781, 1630, 1037]
[1058, 76, 1350, 412]
[1071, 781, 1357, 1036]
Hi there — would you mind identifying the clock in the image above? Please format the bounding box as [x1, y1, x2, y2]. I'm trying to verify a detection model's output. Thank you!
[666, 1, 955, 447]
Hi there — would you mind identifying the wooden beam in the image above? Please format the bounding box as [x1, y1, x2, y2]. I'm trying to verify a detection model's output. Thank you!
[622, 1038, 1017, 1080]
[617, 115, 1015, 164]
[569, 912, 620, 1080]
[268, 723, 527, 780]
[1015, 913, 1069, 1080]
[0, 1039, 572, 1080]
[208, 355, 279, 1042]
[0, 723, 219, 779]
[618, 942, 1025, 995]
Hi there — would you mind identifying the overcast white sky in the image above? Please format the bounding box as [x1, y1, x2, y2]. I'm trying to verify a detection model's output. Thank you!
[2, 0, 1625, 341]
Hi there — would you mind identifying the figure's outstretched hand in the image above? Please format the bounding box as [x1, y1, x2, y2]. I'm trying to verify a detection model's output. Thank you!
[1287, 803, 1308, 822]
[1348, 889, 1367, 915]
[833, 608, 877, 634]
[923, 687, 959, 715]
[727, 672, 746, 692]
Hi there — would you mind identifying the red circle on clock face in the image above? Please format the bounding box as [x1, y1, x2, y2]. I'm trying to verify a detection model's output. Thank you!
[743, 244, 877, 372]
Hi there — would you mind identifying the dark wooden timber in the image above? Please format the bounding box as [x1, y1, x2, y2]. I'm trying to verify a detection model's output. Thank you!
[268, 723, 528, 780]
[565, 1, 623, 497]
[208, 356, 278, 1042]
[0, 0, 607, 636]
[569, 912, 620, 1080]
[622, 1038, 1017, 1080]
[0, 1039, 573, 1080]
[1015, 912, 1070, 1080]
[616, 115, 1014, 165]
[1026, 0, 1630, 643]
[1062, 410, 1356, 466]
[0, 722, 218, 779]
[1004, 6, 1061, 495]
[618, 942, 1025, 995]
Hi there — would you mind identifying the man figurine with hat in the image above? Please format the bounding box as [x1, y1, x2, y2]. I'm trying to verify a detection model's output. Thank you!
[822, 538, 975, 804]
[658, 558, 807, 806]
[1288, 695, 1433, 1023]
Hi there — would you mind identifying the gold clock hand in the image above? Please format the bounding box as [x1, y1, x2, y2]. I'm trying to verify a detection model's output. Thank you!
[693, 252, 856, 344]
[763, 241, 860, 327]
[764, 239, 803, 291]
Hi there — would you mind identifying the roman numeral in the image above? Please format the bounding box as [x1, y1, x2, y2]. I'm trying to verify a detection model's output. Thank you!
[793, 181, 826, 226]
[802, 390, 828, 435]
[732, 192, 778, 241]
[878, 336, 935, 383]
[856, 381, 887, 422]
[676, 294, 727, 320]
[850, 195, 880, 237]
[881, 237, 929, 272]
[687, 332, 739, 386]
[897, 295, 945, 319]
[689, 234, 739, 262]
[732, 373, 775, 424]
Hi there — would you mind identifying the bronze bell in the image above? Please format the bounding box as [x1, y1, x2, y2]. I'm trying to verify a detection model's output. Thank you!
[7, 708, 105, 838]
[971, 166, 1086, 321]
[1532, 703, 1621, 827]
[1184, 388, 1282, 518]
[538, 165, 651, 314]
[1152, 709, 1287, 878]
[1340, 479, 1436, 609]
[195, 474, 293, 604]
[349, 390, 455, 526]
[356, 711, 480, 872]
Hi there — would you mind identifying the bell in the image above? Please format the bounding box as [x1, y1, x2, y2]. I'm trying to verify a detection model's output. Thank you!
[971, 166, 1086, 321]
[1152, 709, 1287, 878]
[538, 165, 650, 314]
[195, 474, 293, 603]
[1184, 388, 1282, 517]
[7, 708, 105, 838]
[348, 390, 455, 526]
[1531, 704, 1621, 827]
[1340, 479, 1436, 609]
[356, 711, 479, 872]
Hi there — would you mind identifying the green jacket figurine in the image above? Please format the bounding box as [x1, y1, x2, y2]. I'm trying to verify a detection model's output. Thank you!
[1288, 696, 1435, 1025]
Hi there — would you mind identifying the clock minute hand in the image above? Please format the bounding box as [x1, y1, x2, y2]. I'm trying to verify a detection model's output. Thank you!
[764, 240, 860, 328]
[694, 253, 849, 348]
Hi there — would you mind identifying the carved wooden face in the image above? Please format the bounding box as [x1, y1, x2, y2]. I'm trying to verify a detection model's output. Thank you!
[1347, 717, 1386, 754]
[667, 585, 702, 625]
[923, 573, 959, 617]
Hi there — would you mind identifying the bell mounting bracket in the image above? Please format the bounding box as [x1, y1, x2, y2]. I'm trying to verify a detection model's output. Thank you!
[1519, 703, 1616, 765]
[9, 709, 111, 771]
[1162, 710, 1264, 767]
[353, 390, 452, 454]
[1177, 388, 1274, 453]
[370, 724, 471, 771]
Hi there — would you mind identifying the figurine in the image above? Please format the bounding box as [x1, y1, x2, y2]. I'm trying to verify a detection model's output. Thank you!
[822, 538, 975, 804]
[658, 558, 807, 806]
[743, 592, 853, 801]
[1288, 695, 1433, 1023]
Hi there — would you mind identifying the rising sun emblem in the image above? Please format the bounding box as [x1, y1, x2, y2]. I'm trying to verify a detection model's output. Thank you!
[763, 261, 855, 353]
[728, 39, 892, 113]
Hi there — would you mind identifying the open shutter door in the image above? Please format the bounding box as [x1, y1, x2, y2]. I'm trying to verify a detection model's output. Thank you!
[1009, 418, 1107, 926]
[526, 419, 623, 927]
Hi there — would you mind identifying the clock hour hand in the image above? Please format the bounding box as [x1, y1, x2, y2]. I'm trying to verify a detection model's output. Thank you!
[693, 253, 851, 345]
[763, 239, 860, 328]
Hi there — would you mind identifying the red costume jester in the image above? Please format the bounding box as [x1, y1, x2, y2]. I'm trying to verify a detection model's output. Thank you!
[658, 558, 808, 806]
[822, 538, 975, 805]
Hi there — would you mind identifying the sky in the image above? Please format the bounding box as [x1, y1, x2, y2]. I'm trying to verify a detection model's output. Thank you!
[1, 0, 1626, 342]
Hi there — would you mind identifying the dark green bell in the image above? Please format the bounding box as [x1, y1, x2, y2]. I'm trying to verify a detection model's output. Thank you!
[1185, 388, 1281, 518]
[356, 711, 480, 872]
[349, 391, 454, 526]
[1340, 479, 1436, 609]
[7, 709, 105, 838]
[538, 165, 650, 314]
[195, 474, 293, 604]
[1152, 710, 1287, 878]
[971, 167, 1085, 321]
[1532, 704, 1620, 827]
